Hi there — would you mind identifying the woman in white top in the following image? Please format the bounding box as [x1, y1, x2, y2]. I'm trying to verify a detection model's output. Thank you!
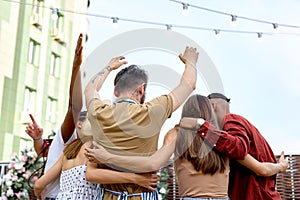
[34, 119, 159, 200]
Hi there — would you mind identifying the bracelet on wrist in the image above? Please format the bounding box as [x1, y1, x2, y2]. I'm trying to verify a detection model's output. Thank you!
[33, 137, 42, 142]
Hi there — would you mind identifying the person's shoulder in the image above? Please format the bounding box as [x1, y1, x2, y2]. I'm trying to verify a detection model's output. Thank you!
[88, 99, 112, 113]
[226, 113, 247, 120]
[224, 113, 251, 124]
[147, 94, 172, 104]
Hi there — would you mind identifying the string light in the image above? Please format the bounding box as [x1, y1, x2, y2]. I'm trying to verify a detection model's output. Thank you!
[182, 3, 189, 16]
[214, 29, 221, 40]
[169, 0, 300, 29]
[51, 8, 58, 20]
[272, 23, 279, 33]
[230, 15, 237, 27]
[257, 32, 263, 42]
[112, 17, 119, 29]
[3, 0, 300, 40]
[166, 24, 172, 30]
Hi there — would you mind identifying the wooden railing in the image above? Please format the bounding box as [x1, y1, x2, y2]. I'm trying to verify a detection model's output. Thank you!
[163, 155, 300, 200]
[276, 155, 300, 199]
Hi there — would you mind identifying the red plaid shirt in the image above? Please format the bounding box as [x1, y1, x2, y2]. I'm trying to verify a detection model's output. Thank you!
[199, 113, 281, 200]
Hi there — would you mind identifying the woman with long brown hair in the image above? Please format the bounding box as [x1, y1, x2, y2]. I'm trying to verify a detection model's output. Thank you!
[174, 95, 229, 198]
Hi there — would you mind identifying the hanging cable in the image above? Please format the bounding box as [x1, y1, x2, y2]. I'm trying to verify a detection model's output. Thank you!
[2, 0, 300, 39]
[169, 0, 300, 29]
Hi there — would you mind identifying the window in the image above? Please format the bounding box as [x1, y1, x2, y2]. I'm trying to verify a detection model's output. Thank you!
[51, 10, 64, 35]
[31, 0, 44, 28]
[32, 0, 43, 15]
[50, 9, 66, 44]
[50, 52, 60, 77]
[23, 87, 36, 114]
[28, 39, 40, 66]
[46, 97, 57, 123]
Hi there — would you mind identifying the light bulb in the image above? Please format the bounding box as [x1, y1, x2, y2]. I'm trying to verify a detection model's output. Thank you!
[112, 17, 119, 29]
[182, 3, 189, 16]
[166, 24, 172, 31]
[214, 30, 221, 40]
[51, 8, 58, 20]
[272, 23, 279, 33]
[230, 15, 237, 27]
[257, 32, 263, 42]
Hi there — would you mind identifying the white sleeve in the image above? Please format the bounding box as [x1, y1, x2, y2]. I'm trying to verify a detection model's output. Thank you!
[43, 128, 77, 198]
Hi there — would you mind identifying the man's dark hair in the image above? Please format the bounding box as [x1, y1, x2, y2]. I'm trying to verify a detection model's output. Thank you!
[114, 65, 148, 94]
[207, 93, 230, 103]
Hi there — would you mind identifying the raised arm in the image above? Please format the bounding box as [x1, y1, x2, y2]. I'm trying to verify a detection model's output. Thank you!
[85, 128, 178, 172]
[84, 56, 127, 108]
[238, 151, 288, 177]
[61, 34, 84, 142]
[34, 155, 63, 198]
[169, 47, 198, 111]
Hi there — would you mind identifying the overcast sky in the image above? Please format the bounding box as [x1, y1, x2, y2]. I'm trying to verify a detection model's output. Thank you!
[83, 0, 300, 154]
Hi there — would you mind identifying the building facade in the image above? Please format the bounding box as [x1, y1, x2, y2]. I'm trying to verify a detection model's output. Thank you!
[0, 0, 89, 161]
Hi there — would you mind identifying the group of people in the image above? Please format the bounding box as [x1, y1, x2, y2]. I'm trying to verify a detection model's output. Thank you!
[25, 34, 288, 200]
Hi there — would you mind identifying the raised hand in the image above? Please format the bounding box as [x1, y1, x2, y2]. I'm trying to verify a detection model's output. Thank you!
[73, 33, 83, 69]
[25, 114, 43, 140]
[107, 56, 128, 70]
[179, 46, 199, 66]
[278, 151, 288, 173]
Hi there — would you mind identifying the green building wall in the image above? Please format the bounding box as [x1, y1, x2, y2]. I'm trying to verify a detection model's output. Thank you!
[0, 0, 88, 161]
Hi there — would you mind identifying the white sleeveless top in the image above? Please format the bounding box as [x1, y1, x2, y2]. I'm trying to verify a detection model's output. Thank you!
[56, 163, 98, 200]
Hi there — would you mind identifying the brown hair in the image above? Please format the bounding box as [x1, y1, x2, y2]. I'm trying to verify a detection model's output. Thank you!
[175, 94, 226, 175]
[63, 135, 93, 160]
[63, 139, 83, 159]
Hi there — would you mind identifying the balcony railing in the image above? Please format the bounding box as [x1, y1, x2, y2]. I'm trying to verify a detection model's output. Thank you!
[0, 162, 9, 196]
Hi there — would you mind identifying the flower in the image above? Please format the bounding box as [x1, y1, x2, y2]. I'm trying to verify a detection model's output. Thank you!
[11, 175, 18, 181]
[157, 168, 170, 200]
[14, 161, 23, 170]
[1, 147, 44, 200]
[16, 191, 23, 199]
[8, 162, 14, 169]
[5, 180, 12, 187]
[21, 155, 28, 162]
[159, 187, 166, 194]
[1, 196, 8, 200]
[6, 188, 14, 197]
